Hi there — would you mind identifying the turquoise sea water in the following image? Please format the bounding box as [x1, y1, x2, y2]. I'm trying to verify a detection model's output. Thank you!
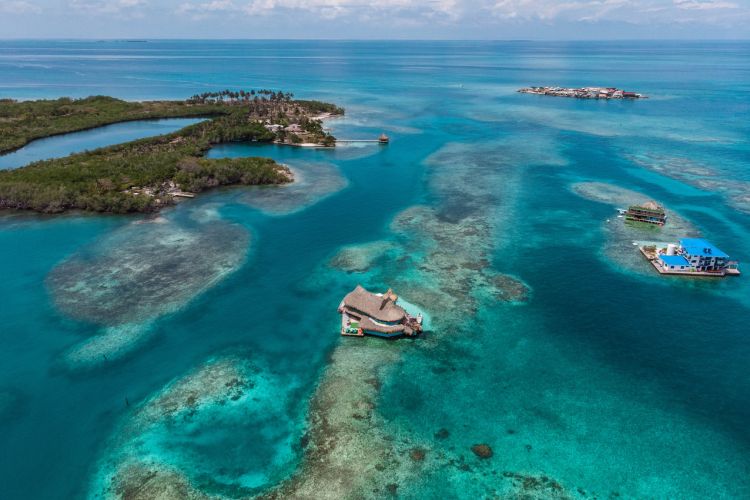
[1, 40, 749, 498]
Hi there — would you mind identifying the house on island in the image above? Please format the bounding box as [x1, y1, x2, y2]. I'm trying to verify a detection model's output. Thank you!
[625, 201, 667, 226]
[643, 238, 740, 276]
[338, 285, 423, 338]
[264, 123, 283, 132]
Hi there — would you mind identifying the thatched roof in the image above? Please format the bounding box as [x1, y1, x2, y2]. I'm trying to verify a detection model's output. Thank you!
[341, 285, 406, 323]
[641, 200, 662, 211]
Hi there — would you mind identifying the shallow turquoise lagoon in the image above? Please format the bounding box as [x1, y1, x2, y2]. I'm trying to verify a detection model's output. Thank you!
[0, 40, 749, 498]
[0, 118, 204, 169]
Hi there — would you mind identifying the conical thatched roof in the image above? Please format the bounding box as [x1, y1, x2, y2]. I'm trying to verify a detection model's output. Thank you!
[641, 200, 661, 211]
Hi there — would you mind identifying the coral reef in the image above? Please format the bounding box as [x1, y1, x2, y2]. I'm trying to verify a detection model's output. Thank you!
[471, 444, 493, 459]
[628, 153, 750, 213]
[62, 322, 154, 370]
[328, 241, 396, 274]
[390, 206, 531, 317]
[48, 220, 248, 326]
[265, 141, 537, 498]
[240, 162, 347, 216]
[572, 182, 700, 275]
[93, 355, 300, 499]
[48, 215, 249, 369]
[502, 471, 570, 499]
[108, 462, 209, 500]
[260, 341, 417, 499]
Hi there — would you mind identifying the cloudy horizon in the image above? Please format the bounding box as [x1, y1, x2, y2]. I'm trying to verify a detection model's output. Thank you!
[1, 0, 749, 39]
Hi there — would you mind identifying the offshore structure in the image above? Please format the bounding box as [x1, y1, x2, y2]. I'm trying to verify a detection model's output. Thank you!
[639, 238, 740, 277]
[338, 285, 423, 338]
[621, 201, 667, 226]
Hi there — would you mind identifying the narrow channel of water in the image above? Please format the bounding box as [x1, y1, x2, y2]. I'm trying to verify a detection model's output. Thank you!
[0, 118, 204, 169]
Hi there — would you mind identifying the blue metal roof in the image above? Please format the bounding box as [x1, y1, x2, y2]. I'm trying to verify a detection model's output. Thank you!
[659, 255, 690, 267]
[679, 238, 729, 258]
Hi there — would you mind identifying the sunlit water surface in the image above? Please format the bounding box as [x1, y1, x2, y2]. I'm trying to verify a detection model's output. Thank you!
[0, 40, 749, 498]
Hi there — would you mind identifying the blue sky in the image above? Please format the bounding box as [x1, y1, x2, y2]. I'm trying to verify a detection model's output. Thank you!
[1, 0, 749, 39]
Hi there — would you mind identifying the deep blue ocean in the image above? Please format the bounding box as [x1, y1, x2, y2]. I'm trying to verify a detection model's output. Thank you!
[0, 40, 749, 499]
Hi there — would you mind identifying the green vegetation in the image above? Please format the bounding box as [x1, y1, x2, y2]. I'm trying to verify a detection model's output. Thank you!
[0, 91, 344, 214]
[187, 90, 345, 116]
[0, 96, 227, 154]
[295, 99, 346, 116]
[174, 157, 289, 194]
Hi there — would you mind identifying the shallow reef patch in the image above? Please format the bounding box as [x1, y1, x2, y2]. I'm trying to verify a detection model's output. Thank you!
[627, 152, 750, 214]
[572, 181, 700, 276]
[48, 219, 248, 326]
[328, 240, 397, 273]
[93, 354, 301, 499]
[62, 322, 155, 370]
[108, 461, 208, 500]
[260, 340, 418, 499]
[240, 161, 347, 216]
[48, 215, 249, 369]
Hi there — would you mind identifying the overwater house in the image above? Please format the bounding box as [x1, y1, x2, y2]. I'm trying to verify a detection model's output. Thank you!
[625, 201, 667, 226]
[678, 238, 736, 273]
[647, 238, 740, 276]
[338, 285, 423, 338]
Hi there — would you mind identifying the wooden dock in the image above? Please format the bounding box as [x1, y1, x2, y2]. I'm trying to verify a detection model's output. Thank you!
[336, 139, 384, 143]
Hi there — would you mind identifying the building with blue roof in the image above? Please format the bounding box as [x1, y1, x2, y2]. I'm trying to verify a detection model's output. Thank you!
[679, 238, 729, 258]
[640, 238, 739, 277]
[678, 238, 730, 272]
[659, 254, 690, 270]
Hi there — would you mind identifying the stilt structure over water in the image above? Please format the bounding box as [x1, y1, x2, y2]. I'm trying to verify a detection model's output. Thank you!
[624, 200, 666, 226]
[338, 285, 422, 338]
[639, 238, 740, 277]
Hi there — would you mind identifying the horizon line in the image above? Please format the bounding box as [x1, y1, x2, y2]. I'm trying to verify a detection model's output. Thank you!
[1, 37, 750, 42]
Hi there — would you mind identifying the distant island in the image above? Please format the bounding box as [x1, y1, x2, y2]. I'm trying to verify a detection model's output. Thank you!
[518, 86, 645, 99]
[0, 91, 344, 214]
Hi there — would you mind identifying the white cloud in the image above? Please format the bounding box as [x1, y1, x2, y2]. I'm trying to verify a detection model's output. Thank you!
[172, 0, 750, 28]
[178, 0, 462, 20]
[0, 0, 42, 14]
[674, 0, 738, 9]
[491, 0, 638, 21]
[489, 0, 747, 23]
[69, 0, 148, 15]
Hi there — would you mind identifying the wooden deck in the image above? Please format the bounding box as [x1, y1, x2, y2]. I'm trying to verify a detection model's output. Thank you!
[335, 139, 385, 143]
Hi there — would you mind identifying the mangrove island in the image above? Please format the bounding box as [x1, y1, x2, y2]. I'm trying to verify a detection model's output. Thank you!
[0, 91, 344, 214]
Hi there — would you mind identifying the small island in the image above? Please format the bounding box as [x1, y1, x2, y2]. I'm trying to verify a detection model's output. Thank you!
[518, 86, 645, 99]
[0, 91, 344, 214]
